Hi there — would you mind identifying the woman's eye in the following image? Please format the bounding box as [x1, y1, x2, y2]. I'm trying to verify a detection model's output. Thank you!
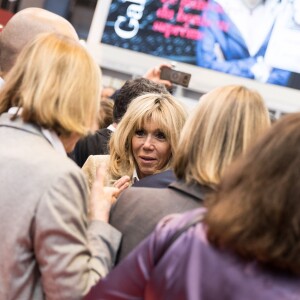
[155, 131, 166, 140]
[135, 129, 145, 137]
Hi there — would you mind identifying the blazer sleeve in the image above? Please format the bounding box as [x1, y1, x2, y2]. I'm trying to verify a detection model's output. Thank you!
[85, 223, 157, 299]
[34, 168, 121, 300]
[84, 212, 189, 300]
[82, 155, 111, 190]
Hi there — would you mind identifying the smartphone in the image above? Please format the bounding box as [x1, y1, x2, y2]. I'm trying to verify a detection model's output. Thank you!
[160, 66, 191, 88]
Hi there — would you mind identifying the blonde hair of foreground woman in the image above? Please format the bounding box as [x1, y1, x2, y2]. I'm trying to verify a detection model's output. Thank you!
[0, 32, 101, 138]
[174, 85, 271, 189]
[109, 92, 187, 180]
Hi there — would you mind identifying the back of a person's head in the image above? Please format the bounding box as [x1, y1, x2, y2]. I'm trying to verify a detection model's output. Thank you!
[98, 97, 114, 129]
[112, 77, 169, 123]
[109, 92, 187, 178]
[0, 7, 78, 75]
[0, 32, 101, 137]
[173, 85, 270, 188]
[205, 112, 300, 275]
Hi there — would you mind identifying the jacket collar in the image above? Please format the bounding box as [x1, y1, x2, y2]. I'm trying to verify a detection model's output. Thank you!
[0, 112, 44, 138]
[1, 111, 66, 156]
[168, 180, 212, 201]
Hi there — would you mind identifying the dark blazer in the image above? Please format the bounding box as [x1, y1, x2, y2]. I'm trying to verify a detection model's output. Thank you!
[132, 170, 176, 188]
[110, 181, 212, 263]
[72, 127, 112, 167]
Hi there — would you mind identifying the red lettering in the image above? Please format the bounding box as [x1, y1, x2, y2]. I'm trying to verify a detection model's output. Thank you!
[179, 0, 208, 11]
[156, 7, 175, 20]
[176, 7, 211, 27]
[152, 21, 203, 40]
[160, 0, 178, 4]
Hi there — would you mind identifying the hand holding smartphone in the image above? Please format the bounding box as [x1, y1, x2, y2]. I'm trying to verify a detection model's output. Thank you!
[160, 66, 191, 88]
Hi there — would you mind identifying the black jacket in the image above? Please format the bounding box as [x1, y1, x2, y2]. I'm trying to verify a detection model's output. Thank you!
[72, 128, 112, 167]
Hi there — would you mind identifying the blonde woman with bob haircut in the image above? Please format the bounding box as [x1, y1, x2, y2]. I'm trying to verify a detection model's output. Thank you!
[0, 35, 98, 139]
[104, 84, 271, 263]
[82, 92, 187, 189]
[0, 32, 121, 300]
[174, 84, 271, 188]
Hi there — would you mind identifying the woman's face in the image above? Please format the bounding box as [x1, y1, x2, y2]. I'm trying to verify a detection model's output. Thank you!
[131, 120, 172, 179]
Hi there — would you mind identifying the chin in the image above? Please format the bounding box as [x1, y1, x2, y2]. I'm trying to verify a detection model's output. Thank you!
[139, 169, 157, 178]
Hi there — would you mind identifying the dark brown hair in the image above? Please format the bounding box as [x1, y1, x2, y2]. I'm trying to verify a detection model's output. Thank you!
[98, 97, 114, 129]
[205, 112, 300, 275]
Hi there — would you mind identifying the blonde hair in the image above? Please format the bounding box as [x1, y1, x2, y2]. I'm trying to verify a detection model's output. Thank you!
[0, 32, 101, 137]
[174, 85, 270, 189]
[109, 93, 187, 179]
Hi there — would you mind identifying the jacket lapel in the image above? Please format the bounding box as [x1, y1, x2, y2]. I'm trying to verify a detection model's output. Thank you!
[168, 181, 211, 202]
[0, 113, 46, 140]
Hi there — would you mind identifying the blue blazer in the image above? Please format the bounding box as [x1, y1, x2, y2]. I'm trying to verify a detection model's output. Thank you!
[132, 170, 176, 189]
[196, 0, 290, 86]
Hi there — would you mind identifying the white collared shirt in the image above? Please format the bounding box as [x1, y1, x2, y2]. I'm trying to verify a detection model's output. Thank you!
[0, 77, 4, 89]
[216, 0, 283, 56]
[132, 168, 139, 183]
[107, 124, 116, 132]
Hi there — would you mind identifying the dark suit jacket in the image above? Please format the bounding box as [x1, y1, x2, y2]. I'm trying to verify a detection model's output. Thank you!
[72, 128, 112, 167]
[132, 169, 176, 188]
[110, 181, 212, 263]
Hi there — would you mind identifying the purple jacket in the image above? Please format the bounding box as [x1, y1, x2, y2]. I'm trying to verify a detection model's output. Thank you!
[85, 208, 300, 300]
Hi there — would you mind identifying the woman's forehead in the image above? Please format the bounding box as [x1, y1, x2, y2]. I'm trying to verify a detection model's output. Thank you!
[137, 116, 168, 131]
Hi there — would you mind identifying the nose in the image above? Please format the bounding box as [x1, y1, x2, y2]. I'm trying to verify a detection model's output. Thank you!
[142, 134, 155, 150]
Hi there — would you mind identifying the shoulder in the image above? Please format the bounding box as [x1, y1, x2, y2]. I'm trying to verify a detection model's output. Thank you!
[97, 128, 113, 138]
[155, 208, 207, 239]
[112, 183, 203, 219]
[133, 170, 176, 188]
[44, 154, 87, 193]
[109, 186, 199, 237]
[110, 187, 171, 228]
[82, 155, 111, 189]
[73, 129, 112, 167]
[82, 155, 110, 170]
[25, 138, 85, 185]
[78, 129, 111, 149]
[112, 187, 173, 211]
[29, 153, 88, 214]
[85, 128, 112, 144]
[34, 156, 90, 217]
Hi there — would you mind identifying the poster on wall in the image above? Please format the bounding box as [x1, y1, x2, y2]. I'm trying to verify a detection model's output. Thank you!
[96, 0, 300, 90]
